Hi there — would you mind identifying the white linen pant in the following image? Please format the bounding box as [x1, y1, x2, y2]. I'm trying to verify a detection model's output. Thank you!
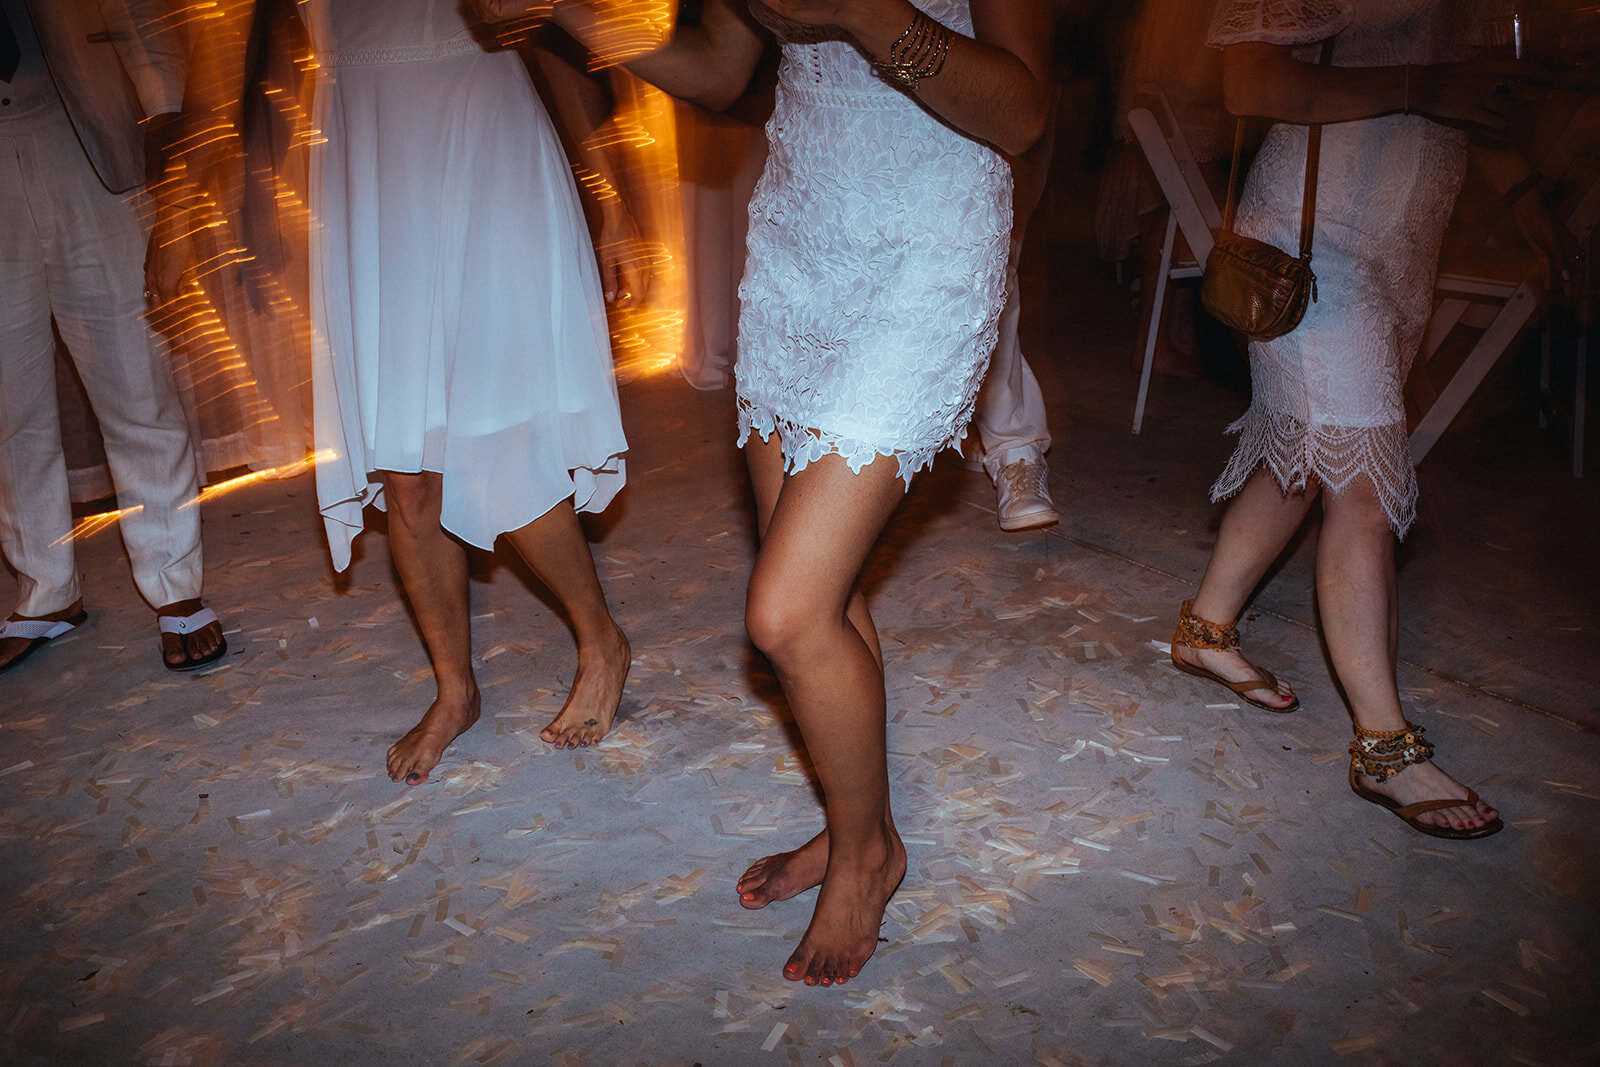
[0, 103, 202, 616]
[971, 236, 1050, 464]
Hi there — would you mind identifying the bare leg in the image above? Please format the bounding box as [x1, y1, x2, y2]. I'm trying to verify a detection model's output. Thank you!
[1317, 480, 1497, 831]
[736, 436, 874, 911]
[1176, 470, 1316, 708]
[501, 499, 631, 748]
[382, 471, 480, 785]
[744, 447, 909, 985]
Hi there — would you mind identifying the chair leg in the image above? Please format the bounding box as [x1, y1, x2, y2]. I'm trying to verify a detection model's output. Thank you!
[1575, 318, 1587, 478]
[1538, 324, 1551, 431]
[1133, 210, 1178, 435]
[1409, 280, 1541, 465]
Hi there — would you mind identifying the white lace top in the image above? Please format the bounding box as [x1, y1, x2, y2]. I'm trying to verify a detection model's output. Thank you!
[734, 1, 1013, 485]
[1208, 0, 1507, 65]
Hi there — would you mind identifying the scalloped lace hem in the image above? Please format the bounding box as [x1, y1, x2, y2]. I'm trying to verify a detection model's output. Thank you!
[1209, 408, 1419, 537]
[736, 400, 932, 489]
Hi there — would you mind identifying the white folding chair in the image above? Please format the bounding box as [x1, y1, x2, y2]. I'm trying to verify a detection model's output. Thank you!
[1409, 98, 1600, 474]
[1126, 88, 1220, 434]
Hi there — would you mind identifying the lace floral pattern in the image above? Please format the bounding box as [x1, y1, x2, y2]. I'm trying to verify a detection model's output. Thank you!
[1208, 0, 1350, 47]
[1208, 0, 1509, 64]
[736, 1, 1012, 486]
[1203, 0, 1486, 536]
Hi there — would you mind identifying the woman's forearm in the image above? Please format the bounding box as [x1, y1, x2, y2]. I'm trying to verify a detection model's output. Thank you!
[839, 0, 1052, 156]
[552, 0, 765, 111]
[1223, 44, 1408, 125]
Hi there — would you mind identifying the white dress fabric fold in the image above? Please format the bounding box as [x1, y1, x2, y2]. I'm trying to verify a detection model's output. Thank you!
[307, 0, 626, 569]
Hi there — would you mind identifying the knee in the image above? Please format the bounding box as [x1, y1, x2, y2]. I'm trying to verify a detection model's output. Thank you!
[1323, 480, 1393, 538]
[744, 579, 811, 666]
[382, 472, 441, 529]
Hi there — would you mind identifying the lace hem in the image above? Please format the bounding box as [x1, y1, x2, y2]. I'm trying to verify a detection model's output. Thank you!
[1207, 0, 1351, 48]
[1209, 408, 1419, 536]
[736, 400, 932, 489]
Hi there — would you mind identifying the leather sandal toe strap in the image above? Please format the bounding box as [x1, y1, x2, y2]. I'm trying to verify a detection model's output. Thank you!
[1393, 796, 1475, 821]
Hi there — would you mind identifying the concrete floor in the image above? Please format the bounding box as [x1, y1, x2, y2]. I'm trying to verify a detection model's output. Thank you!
[4, 181, 1599, 1065]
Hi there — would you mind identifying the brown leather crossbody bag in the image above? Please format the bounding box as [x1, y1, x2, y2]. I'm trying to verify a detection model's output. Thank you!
[1201, 41, 1334, 340]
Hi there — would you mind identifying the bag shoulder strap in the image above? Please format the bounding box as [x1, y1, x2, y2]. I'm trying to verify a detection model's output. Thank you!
[1220, 38, 1336, 262]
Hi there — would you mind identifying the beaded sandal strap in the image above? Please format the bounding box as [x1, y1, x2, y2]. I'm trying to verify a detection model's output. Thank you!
[1174, 599, 1240, 652]
[1349, 722, 1434, 780]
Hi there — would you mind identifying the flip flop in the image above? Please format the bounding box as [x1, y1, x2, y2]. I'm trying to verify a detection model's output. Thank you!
[159, 607, 228, 672]
[1348, 764, 1504, 840]
[0, 611, 89, 675]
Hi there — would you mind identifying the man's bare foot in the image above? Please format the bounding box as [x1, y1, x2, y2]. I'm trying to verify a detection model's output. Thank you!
[540, 623, 630, 748]
[0, 600, 87, 672]
[1357, 759, 1498, 833]
[738, 829, 829, 909]
[388, 689, 481, 785]
[157, 598, 227, 669]
[1172, 643, 1297, 710]
[782, 827, 906, 986]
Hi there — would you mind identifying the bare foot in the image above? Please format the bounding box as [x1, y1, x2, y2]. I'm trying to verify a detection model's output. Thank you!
[158, 598, 226, 669]
[1, 600, 86, 671]
[1358, 760, 1499, 833]
[540, 623, 630, 748]
[738, 829, 829, 909]
[783, 827, 906, 986]
[387, 689, 481, 785]
[1173, 643, 1297, 709]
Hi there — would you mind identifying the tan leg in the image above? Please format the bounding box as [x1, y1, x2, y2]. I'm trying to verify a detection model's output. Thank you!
[381, 471, 480, 785]
[1317, 479, 1497, 832]
[735, 435, 873, 912]
[1175, 469, 1315, 708]
[743, 446, 909, 986]
[501, 499, 630, 748]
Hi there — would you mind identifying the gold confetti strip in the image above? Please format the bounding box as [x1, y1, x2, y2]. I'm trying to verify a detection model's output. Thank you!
[1071, 959, 1114, 987]
[1330, 1034, 1379, 1054]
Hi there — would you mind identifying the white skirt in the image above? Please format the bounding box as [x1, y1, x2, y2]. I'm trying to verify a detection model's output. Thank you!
[310, 39, 626, 569]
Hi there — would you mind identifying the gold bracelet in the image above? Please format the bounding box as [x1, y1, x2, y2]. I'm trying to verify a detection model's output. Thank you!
[874, 9, 951, 92]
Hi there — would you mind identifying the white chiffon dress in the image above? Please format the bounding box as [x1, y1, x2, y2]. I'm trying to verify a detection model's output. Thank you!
[307, 0, 626, 570]
[1206, 0, 1502, 535]
[736, 1, 1014, 486]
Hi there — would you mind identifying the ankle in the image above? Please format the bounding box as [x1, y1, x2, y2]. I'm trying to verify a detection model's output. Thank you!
[435, 678, 480, 705]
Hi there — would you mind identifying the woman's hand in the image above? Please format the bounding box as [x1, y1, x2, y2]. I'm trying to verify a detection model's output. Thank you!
[596, 204, 651, 308]
[471, 0, 554, 24]
[1410, 60, 1539, 130]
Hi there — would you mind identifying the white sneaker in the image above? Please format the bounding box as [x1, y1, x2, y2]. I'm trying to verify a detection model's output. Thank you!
[989, 455, 1059, 532]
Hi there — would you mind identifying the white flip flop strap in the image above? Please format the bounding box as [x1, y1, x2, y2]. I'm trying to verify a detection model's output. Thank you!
[0, 618, 77, 641]
[159, 607, 219, 636]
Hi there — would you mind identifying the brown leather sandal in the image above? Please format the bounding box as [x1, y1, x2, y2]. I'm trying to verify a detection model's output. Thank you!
[1348, 722, 1503, 840]
[1170, 599, 1299, 713]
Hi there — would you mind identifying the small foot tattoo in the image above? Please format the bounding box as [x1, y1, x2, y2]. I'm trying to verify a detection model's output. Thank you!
[541, 624, 630, 749]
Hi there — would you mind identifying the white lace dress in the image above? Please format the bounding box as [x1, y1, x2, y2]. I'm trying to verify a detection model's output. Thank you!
[306, 0, 626, 569]
[736, 1, 1013, 485]
[1207, 0, 1501, 535]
